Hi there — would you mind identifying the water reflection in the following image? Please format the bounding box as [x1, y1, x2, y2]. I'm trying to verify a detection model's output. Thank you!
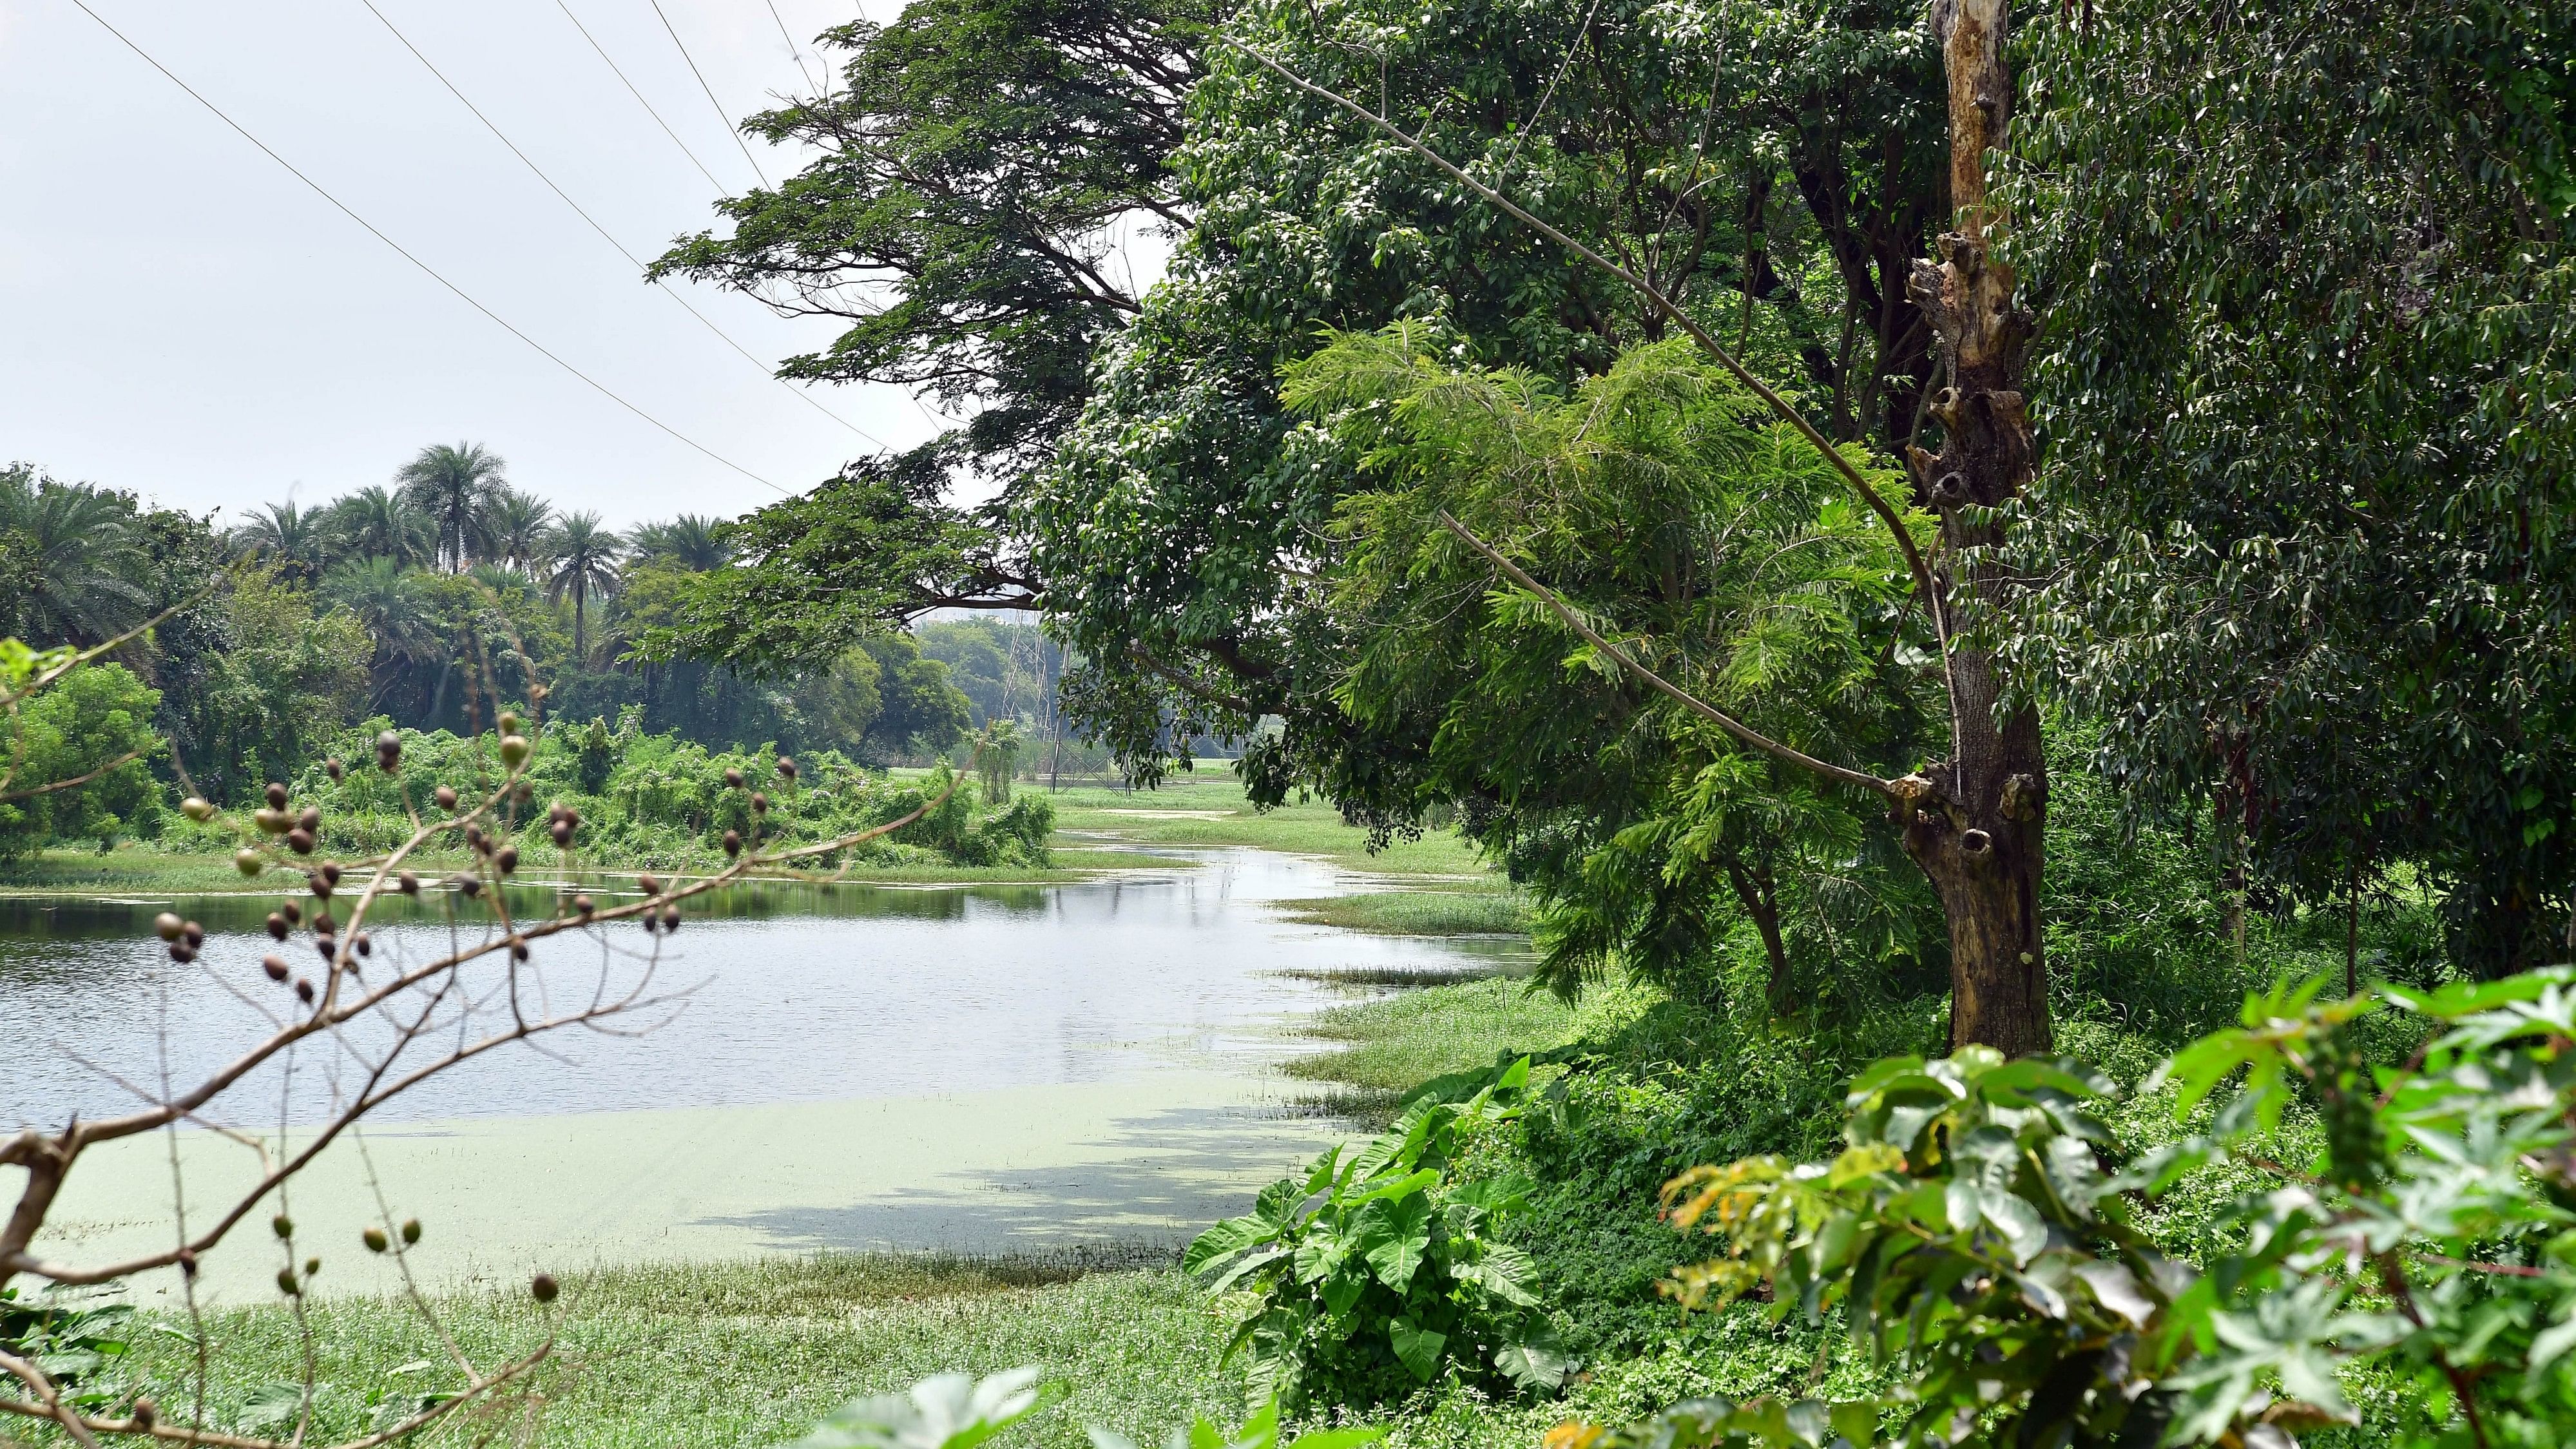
[1, 850, 1520, 1130]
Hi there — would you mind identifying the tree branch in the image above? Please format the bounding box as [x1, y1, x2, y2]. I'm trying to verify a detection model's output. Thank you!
[1222, 37, 1942, 620]
[1437, 510, 1894, 798]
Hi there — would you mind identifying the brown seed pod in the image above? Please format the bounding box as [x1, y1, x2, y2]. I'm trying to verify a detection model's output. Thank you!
[495, 845, 519, 875]
[325, 757, 345, 782]
[280, 899, 302, 925]
[263, 954, 289, 983]
[401, 1218, 421, 1244]
[550, 819, 573, 847]
[751, 792, 769, 814]
[497, 709, 523, 736]
[434, 785, 459, 811]
[511, 780, 535, 806]
[153, 912, 184, 941]
[253, 807, 291, 835]
[353, 931, 372, 957]
[452, 874, 482, 898]
[313, 910, 336, 936]
[530, 1272, 559, 1304]
[265, 782, 289, 809]
[776, 756, 797, 780]
[363, 1225, 389, 1253]
[181, 796, 215, 822]
[298, 806, 321, 833]
[723, 767, 745, 789]
[308, 870, 332, 900]
[497, 734, 532, 769]
[660, 905, 681, 932]
[294, 977, 315, 1004]
[320, 861, 343, 887]
[273, 1213, 294, 1240]
[285, 827, 315, 856]
[182, 920, 204, 948]
[465, 824, 485, 852]
[276, 1267, 299, 1296]
[131, 1397, 157, 1431]
[176, 1249, 197, 1277]
[376, 730, 403, 771]
[315, 936, 338, 963]
[168, 941, 196, 964]
[398, 870, 420, 896]
[722, 829, 742, 858]
[510, 938, 530, 963]
[266, 913, 289, 941]
[637, 874, 662, 896]
[572, 894, 594, 919]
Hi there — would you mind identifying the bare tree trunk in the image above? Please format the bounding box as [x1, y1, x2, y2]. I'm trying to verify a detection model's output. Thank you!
[1724, 855, 1795, 1019]
[1899, 0, 2050, 1057]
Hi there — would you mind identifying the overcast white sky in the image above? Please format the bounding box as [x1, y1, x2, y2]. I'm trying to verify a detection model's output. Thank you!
[0, 0, 938, 529]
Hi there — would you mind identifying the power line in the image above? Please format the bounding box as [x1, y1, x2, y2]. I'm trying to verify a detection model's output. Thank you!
[649, 0, 771, 189]
[764, 0, 823, 95]
[66, 0, 787, 495]
[553, 0, 731, 197]
[354, 0, 893, 452]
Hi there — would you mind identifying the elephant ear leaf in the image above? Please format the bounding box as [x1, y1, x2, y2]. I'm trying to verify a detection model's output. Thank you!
[1361, 1194, 1433, 1291]
[1492, 1336, 1578, 1392]
[1388, 1318, 1447, 1382]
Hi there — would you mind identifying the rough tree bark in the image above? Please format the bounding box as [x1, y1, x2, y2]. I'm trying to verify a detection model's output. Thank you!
[1898, 0, 2051, 1056]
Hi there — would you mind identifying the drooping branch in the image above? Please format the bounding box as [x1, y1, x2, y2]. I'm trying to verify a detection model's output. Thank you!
[1438, 512, 1895, 799]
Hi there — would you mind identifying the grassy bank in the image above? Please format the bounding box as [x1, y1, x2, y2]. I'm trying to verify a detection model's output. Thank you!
[1039, 774, 1492, 878]
[2, 772, 1512, 902]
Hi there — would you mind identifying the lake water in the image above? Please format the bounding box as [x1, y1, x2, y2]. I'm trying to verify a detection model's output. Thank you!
[3, 849, 1524, 1300]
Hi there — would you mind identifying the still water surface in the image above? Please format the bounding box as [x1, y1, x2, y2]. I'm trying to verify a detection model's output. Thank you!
[3, 849, 1520, 1131]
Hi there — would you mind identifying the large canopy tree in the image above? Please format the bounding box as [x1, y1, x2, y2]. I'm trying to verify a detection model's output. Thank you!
[2006, 0, 2576, 977]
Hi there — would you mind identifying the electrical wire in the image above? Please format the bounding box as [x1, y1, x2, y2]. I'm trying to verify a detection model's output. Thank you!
[649, 0, 771, 189]
[354, 0, 892, 451]
[553, 0, 731, 197]
[764, 0, 823, 95]
[66, 0, 788, 495]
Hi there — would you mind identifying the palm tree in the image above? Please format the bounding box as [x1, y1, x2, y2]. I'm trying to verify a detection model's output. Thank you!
[229, 499, 329, 578]
[626, 514, 731, 572]
[323, 555, 434, 710]
[544, 512, 624, 664]
[325, 485, 436, 566]
[486, 488, 555, 573]
[394, 441, 507, 573]
[0, 464, 151, 645]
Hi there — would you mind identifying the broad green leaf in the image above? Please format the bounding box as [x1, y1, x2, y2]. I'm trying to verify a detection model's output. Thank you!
[780, 1367, 1050, 1449]
[1388, 1318, 1446, 1382]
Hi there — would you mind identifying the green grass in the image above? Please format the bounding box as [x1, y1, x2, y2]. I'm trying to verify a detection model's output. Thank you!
[1040, 774, 1494, 878]
[47, 1252, 1246, 1449]
[1271, 888, 1530, 936]
[1280, 975, 1584, 1111]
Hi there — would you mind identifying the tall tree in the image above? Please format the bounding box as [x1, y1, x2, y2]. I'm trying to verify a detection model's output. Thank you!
[2006, 0, 2576, 977]
[394, 441, 508, 573]
[325, 485, 435, 567]
[544, 512, 624, 664]
[648, 0, 1206, 499]
[0, 465, 151, 646]
[486, 488, 555, 573]
[626, 514, 732, 573]
[228, 499, 330, 579]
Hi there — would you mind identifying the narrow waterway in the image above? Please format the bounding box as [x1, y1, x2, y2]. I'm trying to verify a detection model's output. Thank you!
[3, 849, 1523, 1301]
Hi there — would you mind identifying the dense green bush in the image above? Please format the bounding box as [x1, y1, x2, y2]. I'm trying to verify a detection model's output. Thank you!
[0, 660, 164, 858]
[1188, 1060, 1575, 1412]
[155, 710, 1051, 871]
